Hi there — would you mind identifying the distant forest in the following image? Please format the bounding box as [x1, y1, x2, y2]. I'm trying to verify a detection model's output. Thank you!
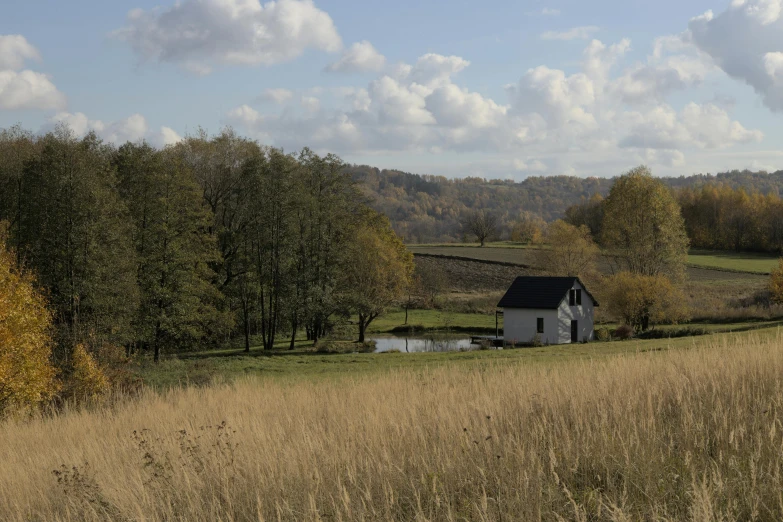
[347, 165, 783, 244]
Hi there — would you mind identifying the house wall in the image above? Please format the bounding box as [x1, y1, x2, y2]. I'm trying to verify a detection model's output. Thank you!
[502, 281, 595, 345]
[556, 281, 595, 343]
[503, 308, 560, 345]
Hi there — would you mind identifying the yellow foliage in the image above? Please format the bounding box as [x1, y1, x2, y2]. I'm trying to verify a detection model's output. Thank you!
[0, 230, 59, 416]
[605, 272, 690, 331]
[534, 220, 599, 280]
[770, 259, 783, 304]
[63, 344, 110, 402]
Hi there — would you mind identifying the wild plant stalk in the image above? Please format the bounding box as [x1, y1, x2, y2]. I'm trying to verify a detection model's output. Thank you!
[3, 332, 783, 520]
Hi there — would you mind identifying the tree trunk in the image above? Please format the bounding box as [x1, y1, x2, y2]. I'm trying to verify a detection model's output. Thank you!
[358, 317, 366, 343]
[243, 304, 251, 353]
[289, 317, 297, 350]
[404, 304, 408, 325]
[153, 321, 162, 363]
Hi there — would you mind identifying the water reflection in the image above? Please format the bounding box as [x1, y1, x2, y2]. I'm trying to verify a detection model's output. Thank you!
[371, 335, 476, 353]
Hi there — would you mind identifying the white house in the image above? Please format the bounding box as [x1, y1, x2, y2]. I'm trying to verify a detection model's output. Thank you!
[497, 276, 598, 345]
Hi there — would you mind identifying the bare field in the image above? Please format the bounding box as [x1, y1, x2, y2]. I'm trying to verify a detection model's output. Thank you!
[410, 245, 768, 284]
[4, 331, 783, 520]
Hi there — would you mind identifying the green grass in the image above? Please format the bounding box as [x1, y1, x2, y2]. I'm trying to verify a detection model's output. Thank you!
[687, 249, 779, 274]
[135, 323, 783, 389]
[368, 309, 498, 334]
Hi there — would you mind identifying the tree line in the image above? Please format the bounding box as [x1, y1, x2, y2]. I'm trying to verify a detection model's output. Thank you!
[348, 164, 783, 245]
[564, 183, 783, 254]
[0, 125, 413, 365]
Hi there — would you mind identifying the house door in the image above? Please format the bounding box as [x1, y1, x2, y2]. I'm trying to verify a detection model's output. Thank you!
[571, 320, 578, 343]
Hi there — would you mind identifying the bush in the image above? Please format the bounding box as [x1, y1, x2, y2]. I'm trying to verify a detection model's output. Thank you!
[636, 327, 710, 340]
[61, 344, 110, 403]
[0, 233, 59, 416]
[613, 325, 635, 340]
[595, 327, 611, 342]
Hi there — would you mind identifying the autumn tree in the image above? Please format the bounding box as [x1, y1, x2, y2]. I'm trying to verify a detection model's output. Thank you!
[341, 215, 414, 342]
[564, 193, 604, 240]
[770, 259, 783, 304]
[511, 212, 546, 244]
[534, 220, 599, 280]
[602, 166, 689, 280]
[463, 210, 498, 247]
[0, 228, 58, 416]
[605, 272, 689, 331]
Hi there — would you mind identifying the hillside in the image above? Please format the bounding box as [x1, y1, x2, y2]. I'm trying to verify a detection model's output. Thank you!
[347, 165, 783, 243]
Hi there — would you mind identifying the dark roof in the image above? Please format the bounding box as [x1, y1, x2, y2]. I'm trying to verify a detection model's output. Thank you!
[497, 276, 599, 309]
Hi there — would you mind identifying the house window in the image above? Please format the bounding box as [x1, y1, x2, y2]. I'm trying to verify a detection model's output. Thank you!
[537, 317, 544, 333]
[576, 289, 582, 305]
[569, 289, 575, 306]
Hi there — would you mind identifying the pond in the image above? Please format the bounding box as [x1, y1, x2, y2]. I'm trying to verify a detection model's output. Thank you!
[370, 334, 486, 353]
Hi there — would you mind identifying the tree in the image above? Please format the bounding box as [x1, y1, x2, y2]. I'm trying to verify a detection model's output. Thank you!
[510, 212, 546, 244]
[604, 272, 689, 331]
[14, 128, 139, 352]
[415, 261, 448, 307]
[534, 220, 599, 280]
[0, 228, 59, 416]
[770, 259, 783, 304]
[602, 166, 689, 280]
[294, 149, 364, 344]
[463, 210, 498, 247]
[564, 193, 604, 240]
[341, 216, 414, 342]
[116, 144, 228, 362]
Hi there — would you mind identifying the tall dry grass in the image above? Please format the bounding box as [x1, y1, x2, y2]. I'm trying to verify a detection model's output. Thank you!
[4, 333, 783, 521]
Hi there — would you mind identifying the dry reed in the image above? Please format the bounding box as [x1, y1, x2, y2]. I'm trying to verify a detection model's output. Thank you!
[3, 331, 783, 521]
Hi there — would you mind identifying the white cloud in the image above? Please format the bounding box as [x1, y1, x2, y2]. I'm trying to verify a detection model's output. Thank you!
[541, 8, 561, 16]
[0, 70, 66, 110]
[113, 0, 342, 74]
[619, 103, 763, 150]
[409, 53, 470, 87]
[513, 158, 548, 172]
[689, 0, 783, 110]
[0, 34, 66, 111]
[326, 41, 386, 73]
[0, 35, 40, 70]
[46, 112, 181, 147]
[541, 26, 600, 41]
[157, 126, 183, 146]
[226, 40, 764, 176]
[300, 96, 320, 112]
[260, 88, 294, 104]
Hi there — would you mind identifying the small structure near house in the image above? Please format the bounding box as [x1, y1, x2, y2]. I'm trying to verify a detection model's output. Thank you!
[497, 276, 599, 345]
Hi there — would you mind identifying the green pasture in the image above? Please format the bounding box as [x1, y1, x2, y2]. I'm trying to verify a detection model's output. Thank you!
[686, 250, 779, 274]
[135, 324, 783, 389]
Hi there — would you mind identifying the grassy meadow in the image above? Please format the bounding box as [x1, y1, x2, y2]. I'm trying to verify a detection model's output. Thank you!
[4, 327, 783, 520]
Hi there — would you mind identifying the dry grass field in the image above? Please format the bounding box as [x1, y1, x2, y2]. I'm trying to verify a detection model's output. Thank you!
[5, 330, 783, 520]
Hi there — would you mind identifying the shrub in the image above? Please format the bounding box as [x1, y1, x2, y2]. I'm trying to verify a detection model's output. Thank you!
[61, 344, 110, 403]
[595, 327, 611, 342]
[636, 327, 709, 340]
[529, 333, 543, 347]
[613, 325, 635, 340]
[605, 272, 690, 331]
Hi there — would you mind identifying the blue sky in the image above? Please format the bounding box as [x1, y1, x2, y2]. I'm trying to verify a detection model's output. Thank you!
[1, 0, 782, 179]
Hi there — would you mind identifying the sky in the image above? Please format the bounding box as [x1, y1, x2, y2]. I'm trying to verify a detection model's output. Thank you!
[1, 0, 782, 180]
